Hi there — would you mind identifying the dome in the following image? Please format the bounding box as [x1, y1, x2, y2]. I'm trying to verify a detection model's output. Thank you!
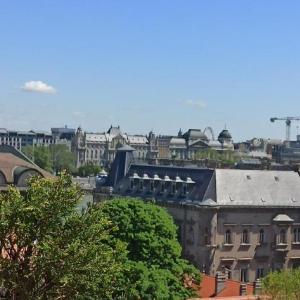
[218, 129, 232, 140]
[184, 129, 209, 141]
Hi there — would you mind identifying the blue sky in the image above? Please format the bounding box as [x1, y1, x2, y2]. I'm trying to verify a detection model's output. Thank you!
[0, 1, 300, 141]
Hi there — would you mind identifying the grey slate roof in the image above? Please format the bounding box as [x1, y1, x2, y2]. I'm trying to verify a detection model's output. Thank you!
[117, 145, 136, 152]
[215, 169, 300, 207]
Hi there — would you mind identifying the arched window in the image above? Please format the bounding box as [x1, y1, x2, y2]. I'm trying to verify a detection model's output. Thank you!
[279, 229, 286, 244]
[225, 230, 232, 244]
[242, 229, 249, 244]
[259, 229, 265, 244]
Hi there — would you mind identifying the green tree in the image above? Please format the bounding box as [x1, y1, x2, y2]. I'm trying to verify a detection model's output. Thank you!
[22, 145, 52, 171]
[195, 149, 240, 165]
[101, 198, 201, 300]
[262, 269, 300, 300]
[77, 163, 102, 177]
[22, 144, 76, 174]
[0, 174, 125, 299]
[49, 144, 76, 174]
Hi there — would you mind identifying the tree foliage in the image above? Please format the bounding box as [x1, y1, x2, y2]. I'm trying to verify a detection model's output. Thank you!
[77, 163, 102, 177]
[101, 198, 201, 300]
[22, 144, 76, 174]
[49, 144, 76, 174]
[0, 174, 125, 299]
[22, 145, 52, 171]
[195, 149, 240, 165]
[262, 269, 300, 300]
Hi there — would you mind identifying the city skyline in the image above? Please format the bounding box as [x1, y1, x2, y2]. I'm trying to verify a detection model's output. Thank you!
[1, 1, 300, 141]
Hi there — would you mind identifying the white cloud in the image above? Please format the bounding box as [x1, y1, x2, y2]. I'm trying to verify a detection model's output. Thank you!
[184, 99, 206, 109]
[21, 80, 57, 94]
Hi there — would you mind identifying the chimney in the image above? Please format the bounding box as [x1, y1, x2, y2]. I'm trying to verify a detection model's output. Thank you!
[254, 279, 262, 295]
[240, 283, 247, 296]
[215, 272, 226, 295]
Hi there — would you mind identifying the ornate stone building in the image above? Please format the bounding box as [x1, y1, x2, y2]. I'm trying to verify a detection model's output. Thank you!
[73, 125, 149, 167]
[148, 128, 234, 160]
[73, 126, 234, 167]
[102, 146, 300, 283]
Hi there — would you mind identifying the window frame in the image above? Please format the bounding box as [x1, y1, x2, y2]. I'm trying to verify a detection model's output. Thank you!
[225, 229, 232, 245]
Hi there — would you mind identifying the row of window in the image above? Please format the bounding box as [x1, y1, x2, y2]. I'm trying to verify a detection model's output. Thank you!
[86, 149, 103, 159]
[224, 228, 300, 245]
[130, 180, 189, 195]
[223, 267, 270, 282]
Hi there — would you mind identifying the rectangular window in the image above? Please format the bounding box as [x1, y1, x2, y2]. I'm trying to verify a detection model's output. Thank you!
[259, 229, 265, 244]
[204, 227, 210, 245]
[172, 183, 176, 194]
[240, 268, 248, 282]
[294, 228, 300, 243]
[256, 268, 264, 279]
[183, 184, 187, 195]
[225, 230, 232, 244]
[150, 181, 154, 192]
[278, 229, 287, 244]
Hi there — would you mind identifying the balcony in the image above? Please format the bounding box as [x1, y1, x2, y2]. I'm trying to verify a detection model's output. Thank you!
[273, 242, 288, 252]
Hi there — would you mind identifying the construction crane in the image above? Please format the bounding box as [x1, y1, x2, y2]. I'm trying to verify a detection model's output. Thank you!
[270, 116, 300, 141]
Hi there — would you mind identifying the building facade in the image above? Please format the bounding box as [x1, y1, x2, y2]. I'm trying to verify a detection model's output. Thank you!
[0, 128, 53, 150]
[73, 125, 234, 168]
[148, 128, 234, 160]
[102, 147, 300, 283]
[73, 126, 149, 167]
[0, 126, 76, 151]
[272, 135, 300, 165]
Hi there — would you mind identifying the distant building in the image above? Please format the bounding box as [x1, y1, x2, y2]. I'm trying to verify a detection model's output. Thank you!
[73, 126, 235, 167]
[0, 128, 53, 150]
[102, 146, 300, 283]
[72, 125, 148, 167]
[0, 126, 77, 152]
[148, 128, 234, 160]
[273, 135, 300, 165]
[51, 126, 76, 141]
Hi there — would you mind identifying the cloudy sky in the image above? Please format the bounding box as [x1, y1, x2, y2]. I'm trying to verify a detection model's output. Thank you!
[1, 1, 300, 141]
